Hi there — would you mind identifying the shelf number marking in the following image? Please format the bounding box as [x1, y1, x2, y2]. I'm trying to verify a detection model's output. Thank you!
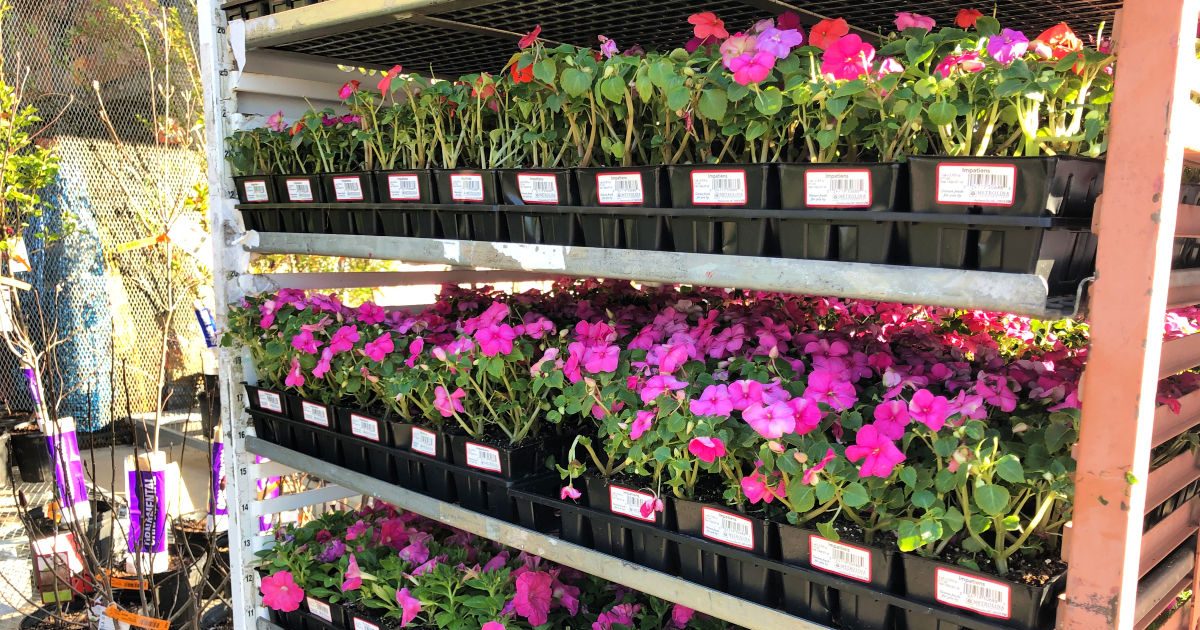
[285, 179, 314, 202]
[332, 176, 365, 201]
[517, 173, 560, 204]
[700, 506, 754, 549]
[301, 401, 330, 427]
[935, 164, 1017, 206]
[608, 485, 657, 522]
[450, 174, 485, 202]
[596, 173, 645, 205]
[809, 535, 872, 582]
[464, 442, 502, 472]
[805, 170, 872, 207]
[411, 428, 437, 456]
[243, 180, 269, 203]
[934, 567, 1011, 619]
[388, 174, 421, 201]
[691, 170, 748, 205]
[350, 414, 381, 442]
[306, 598, 332, 622]
[256, 390, 282, 414]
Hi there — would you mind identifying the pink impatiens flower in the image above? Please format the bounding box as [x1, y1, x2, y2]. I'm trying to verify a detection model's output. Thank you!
[690, 384, 734, 417]
[434, 386, 466, 417]
[584, 345, 620, 373]
[788, 396, 823, 434]
[640, 374, 688, 404]
[802, 448, 837, 485]
[988, 28, 1029, 66]
[719, 33, 757, 69]
[482, 623, 506, 630]
[514, 571, 554, 626]
[328, 325, 360, 354]
[743, 402, 796, 440]
[312, 347, 333, 379]
[821, 34, 876, 81]
[894, 11, 936, 31]
[805, 370, 857, 410]
[363, 333, 393, 362]
[396, 587, 422, 627]
[292, 329, 320, 354]
[285, 358, 305, 388]
[909, 389, 950, 431]
[265, 110, 286, 132]
[688, 437, 726, 463]
[741, 467, 776, 504]
[935, 51, 986, 78]
[338, 80, 360, 100]
[260, 571, 304, 612]
[476, 324, 517, 357]
[598, 35, 618, 59]
[560, 486, 581, 501]
[729, 51, 777, 85]
[630, 410, 654, 440]
[639, 496, 665, 519]
[728, 380, 764, 411]
[341, 553, 362, 592]
[846, 424, 906, 478]
[356, 301, 386, 324]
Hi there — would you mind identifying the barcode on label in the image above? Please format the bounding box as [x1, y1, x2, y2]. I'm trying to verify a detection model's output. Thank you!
[301, 401, 330, 427]
[517, 174, 560, 204]
[596, 173, 645, 204]
[609, 485, 657, 522]
[350, 414, 380, 442]
[805, 170, 872, 207]
[809, 535, 871, 582]
[935, 164, 1017, 206]
[306, 598, 332, 622]
[691, 171, 748, 205]
[285, 179, 314, 202]
[243, 180, 269, 203]
[411, 427, 438, 456]
[451, 174, 485, 201]
[333, 176, 365, 201]
[701, 507, 754, 549]
[352, 617, 380, 630]
[465, 442, 503, 472]
[935, 568, 1011, 619]
[388, 174, 421, 201]
[256, 390, 282, 413]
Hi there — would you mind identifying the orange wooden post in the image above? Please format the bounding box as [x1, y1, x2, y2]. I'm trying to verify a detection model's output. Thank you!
[1060, 1, 1199, 628]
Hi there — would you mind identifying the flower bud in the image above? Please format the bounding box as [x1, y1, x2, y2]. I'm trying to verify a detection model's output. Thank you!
[768, 440, 785, 453]
[794, 451, 809, 464]
[1012, 422, 1029, 433]
[769, 346, 779, 359]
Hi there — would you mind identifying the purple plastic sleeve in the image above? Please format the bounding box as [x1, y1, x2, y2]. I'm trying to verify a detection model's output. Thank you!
[257, 475, 281, 532]
[210, 442, 227, 516]
[45, 430, 89, 509]
[21, 367, 42, 407]
[128, 469, 168, 554]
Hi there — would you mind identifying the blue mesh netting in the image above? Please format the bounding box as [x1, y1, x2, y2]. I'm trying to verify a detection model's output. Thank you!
[22, 164, 113, 430]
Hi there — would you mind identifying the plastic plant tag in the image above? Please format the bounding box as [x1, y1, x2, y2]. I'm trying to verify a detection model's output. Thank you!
[596, 173, 644, 205]
[256, 389, 283, 413]
[935, 163, 1017, 206]
[307, 597, 333, 622]
[350, 414, 381, 442]
[411, 427, 437, 456]
[32, 532, 84, 604]
[45, 417, 91, 523]
[243, 179, 269, 202]
[517, 173, 560, 204]
[690, 170, 747, 205]
[125, 452, 170, 574]
[465, 442, 502, 472]
[809, 535, 872, 582]
[450, 174, 485, 201]
[103, 605, 168, 630]
[353, 617, 380, 630]
[388, 174, 421, 201]
[332, 175, 365, 201]
[935, 567, 1012, 619]
[210, 441, 228, 517]
[608, 485, 656, 522]
[285, 178, 314, 202]
[805, 170, 872, 207]
[301, 400, 330, 427]
[700, 506, 754, 549]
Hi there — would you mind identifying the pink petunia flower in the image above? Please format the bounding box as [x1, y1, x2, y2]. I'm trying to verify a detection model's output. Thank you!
[400, 538, 430, 565]
[341, 554, 362, 592]
[482, 551, 509, 573]
[909, 389, 950, 431]
[560, 486, 581, 501]
[396, 588, 422, 627]
[688, 437, 726, 463]
[802, 448, 837, 485]
[434, 386, 466, 418]
[743, 402, 796, 440]
[260, 571, 305, 612]
[845, 424, 906, 478]
[671, 604, 696, 628]
[690, 384, 734, 417]
[894, 11, 936, 31]
[514, 571, 554, 626]
[630, 410, 654, 440]
[285, 358, 305, 388]
[363, 333, 394, 362]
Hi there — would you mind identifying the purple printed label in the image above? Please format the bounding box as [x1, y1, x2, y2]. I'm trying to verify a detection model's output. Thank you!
[127, 469, 168, 554]
[46, 429, 89, 510]
[257, 475, 281, 532]
[210, 442, 227, 516]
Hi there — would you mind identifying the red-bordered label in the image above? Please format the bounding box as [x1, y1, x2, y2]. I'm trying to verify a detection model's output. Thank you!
[306, 597, 333, 622]
[351, 616, 380, 630]
[285, 178, 315, 203]
[464, 441, 503, 472]
[608, 485, 657, 522]
[242, 179, 270, 203]
[349, 414, 381, 442]
[517, 173, 560, 204]
[700, 507, 754, 550]
[934, 163, 1017, 207]
[301, 401, 330, 427]
[804, 169, 872, 208]
[332, 175, 365, 201]
[934, 567, 1012, 620]
[595, 172, 645, 205]
[411, 427, 437, 457]
[690, 170, 748, 206]
[387, 174, 421, 201]
[256, 390, 282, 413]
[450, 174, 485, 202]
[808, 535, 872, 583]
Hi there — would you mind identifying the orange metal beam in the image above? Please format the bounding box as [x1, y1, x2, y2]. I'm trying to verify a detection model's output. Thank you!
[1136, 576, 1192, 630]
[1061, 1, 1200, 627]
[1178, 203, 1200, 238]
[1161, 334, 1200, 379]
[1141, 498, 1199, 577]
[1147, 450, 1200, 515]
[1154, 389, 1200, 447]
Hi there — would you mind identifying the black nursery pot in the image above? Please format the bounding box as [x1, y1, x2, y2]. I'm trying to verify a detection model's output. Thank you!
[335, 407, 396, 483]
[448, 434, 554, 521]
[9, 429, 51, 483]
[582, 475, 676, 573]
[392, 423, 456, 502]
[233, 175, 275, 204]
[320, 172, 377, 203]
[244, 384, 288, 416]
[285, 394, 339, 464]
[574, 166, 672, 251]
[777, 163, 907, 264]
[498, 169, 580, 246]
[777, 525, 899, 630]
[304, 595, 346, 630]
[374, 170, 438, 238]
[672, 497, 777, 605]
[908, 156, 1104, 218]
[666, 164, 777, 256]
[1175, 185, 1200, 269]
[27, 500, 114, 564]
[433, 169, 504, 241]
[901, 553, 1066, 630]
[275, 174, 324, 203]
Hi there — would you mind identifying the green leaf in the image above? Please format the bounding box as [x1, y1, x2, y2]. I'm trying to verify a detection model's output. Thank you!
[698, 88, 728, 121]
[842, 482, 870, 508]
[745, 120, 768, 141]
[533, 59, 557, 84]
[826, 96, 849, 117]
[815, 480, 836, 503]
[912, 490, 936, 509]
[897, 521, 922, 552]
[648, 60, 675, 89]
[265, 341, 285, 358]
[942, 506, 965, 533]
[900, 467, 918, 488]
[905, 39, 936, 65]
[815, 128, 838, 149]
[995, 455, 1025, 484]
[789, 483, 816, 513]
[560, 68, 592, 97]
[935, 468, 958, 493]
[927, 101, 957, 126]
[753, 88, 783, 116]
[974, 16, 1001, 36]
[974, 483, 1010, 516]
[816, 519, 840, 541]
[600, 76, 625, 104]
[666, 85, 691, 111]
[832, 80, 867, 98]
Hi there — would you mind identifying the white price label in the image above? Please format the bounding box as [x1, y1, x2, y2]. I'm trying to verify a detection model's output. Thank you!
[256, 390, 282, 413]
[701, 507, 754, 549]
[333, 176, 365, 201]
[517, 173, 560, 204]
[285, 179, 314, 202]
[301, 401, 330, 427]
[350, 414, 380, 442]
[809, 536, 872, 582]
[465, 442, 503, 472]
[596, 173, 645, 205]
[608, 485, 657, 522]
[691, 170, 748, 205]
[411, 427, 437, 456]
[935, 568, 1011, 619]
[352, 618, 380, 630]
[935, 164, 1017, 206]
[306, 597, 332, 622]
[388, 174, 421, 201]
[451, 174, 485, 202]
[243, 180, 269, 202]
[805, 170, 872, 207]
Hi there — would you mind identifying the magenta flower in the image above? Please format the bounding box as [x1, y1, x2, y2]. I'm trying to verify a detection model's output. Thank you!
[640, 374, 688, 404]
[909, 389, 950, 431]
[594, 603, 641, 630]
[988, 28, 1029, 65]
[846, 424, 906, 478]
[729, 51, 776, 85]
[690, 384, 734, 417]
[482, 551, 509, 573]
[802, 448, 837, 485]
[788, 396, 823, 434]
[260, 571, 304, 612]
[584, 345, 620, 373]
[630, 410, 654, 440]
[312, 347, 333, 379]
[514, 571, 554, 626]
[876, 57, 905, 79]
[719, 32, 757, 69]
[688, 437, 726, 463]
[728, 380, 764, 411]
[894, 11, 936, 31]
[328, 325, 360, 354]
[413, 555, 446, 576]
[935, 51, 986, 78]
[598, 35, 618, 59]
[356, 301, 386, 324]
[741, 468, 776, 504]
[395, 588, 422, 627]
[346, 519, 368, 540]
[658, 344, 691, 374]
[560, 486, 581, 501]
[639, 496, 664, 519]
[757, 27, 803, 59]
[805, 370, 857, 410]
[743, 402, 796, 440]
[266, 110, 286, 132]
[341, 554, 362, 592]
[291, 329, 320, 354]
[820, 34, 875, 81]
[476, 324, 517, 357]
[285, 358, 305, 388]
[400, 538, 430, 565]
[777, 11, 802, 30]
[482, 623, 506, 630]
[363, 333, 393, 362]
[434, 386, 466, 418]
[338, 80, 360, 100]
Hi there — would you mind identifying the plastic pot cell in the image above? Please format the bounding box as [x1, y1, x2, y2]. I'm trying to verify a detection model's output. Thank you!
[666, 165, 777, 255]
[901, 553, 1067, 630]
[319, 172, 377, 204]
[233, 175, 274, 204]
[244, 383, 288, 417]
[908, 156, 1104, 218]
[448, 434, 555, 521]
[672, 497, 777, 605]
[392, 424, 456, 502]
[374, 170, 438, 238]
[285, 394, 340, 464]
[499, 168, 580, 246]
[9, 428, 51, 483]
[433, 169, 498, 204]
[583, 475, 676, 573]
[778, 525, 898, 630]
[335, 407, 396, 483]
[778, 163, 907, 264]
[433, 170, 504, 241]
[575, 166, 671, 251]
[274, 175, 324, 203]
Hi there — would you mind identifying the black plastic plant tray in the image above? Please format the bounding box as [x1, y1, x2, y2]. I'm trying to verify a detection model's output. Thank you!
[509, 484, 1028, 630]
[249, 408, 344, 467]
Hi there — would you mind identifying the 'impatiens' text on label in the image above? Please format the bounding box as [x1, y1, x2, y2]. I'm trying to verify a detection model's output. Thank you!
[285, 179, 314, 202]
[451, 174, 485, 201]
[350, 414, 380, 442]
[805, 170, 872, 207]
[465, 442, 502, 472]
[935, 568, 1011, 619]
[517, 174, 559, 204]
[596, 173, 645, 204]
[809, 536, 871, 582]
[243, 180, 269, 202]
[411, 428, 437, 456]
[388, 174, 421, 201]
[935, 164, 1017, 206]
[609, 485, 657, 522]
[701, 507, 754, 549]
[332, 176, 365, 201]
[256, 390, 282, 414]
[301, 401, 330, 427]
[691, 171, 748, 205]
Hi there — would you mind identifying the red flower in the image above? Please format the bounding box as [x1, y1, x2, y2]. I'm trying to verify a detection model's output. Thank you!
[955, 8, 983, 28]
[472, 74, 497, 100]
[377, 64, 403, 93]
[1032, 22, 1083, 60]
[511, 63, 534, 83]
[289, 121, 304, 136]
[688, 12, 728, 40]
[518, 24, 541, 50]
[810, 18, 849, 50]
[338, 80, 360, 100]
